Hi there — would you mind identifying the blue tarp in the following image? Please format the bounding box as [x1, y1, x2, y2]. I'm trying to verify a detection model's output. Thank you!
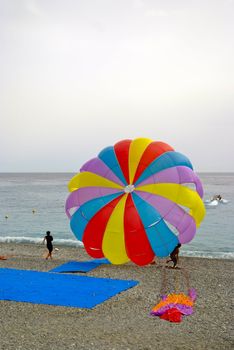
[49, 258, 110, 273]
[0, 268, 138, 308]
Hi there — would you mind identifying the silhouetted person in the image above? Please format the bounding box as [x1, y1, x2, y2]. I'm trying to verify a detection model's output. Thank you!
[43, 231, 53, 259]
[167, 243, 181, 268]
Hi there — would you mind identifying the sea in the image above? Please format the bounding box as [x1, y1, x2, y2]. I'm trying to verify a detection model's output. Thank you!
[0, 173, 233, 259]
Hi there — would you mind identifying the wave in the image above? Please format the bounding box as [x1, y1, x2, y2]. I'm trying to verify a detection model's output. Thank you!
[0, 236, 83, 247]
[181, 250, 234, 260]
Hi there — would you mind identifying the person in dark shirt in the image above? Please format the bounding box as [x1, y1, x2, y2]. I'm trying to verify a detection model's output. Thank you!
[43, 231, 53, 259]
[167, 243, 181, 268]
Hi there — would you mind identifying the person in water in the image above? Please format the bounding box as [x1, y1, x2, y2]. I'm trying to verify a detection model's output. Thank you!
[212, 194, 222, 201]
[43, 231, 53, 259]
[167, 243, 181, 268]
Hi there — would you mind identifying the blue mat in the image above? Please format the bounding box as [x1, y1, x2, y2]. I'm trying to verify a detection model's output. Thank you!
[0, 268, 138, 308]
[49, 258, 110, 273]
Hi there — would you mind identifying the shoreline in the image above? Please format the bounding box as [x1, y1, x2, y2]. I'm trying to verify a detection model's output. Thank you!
[0, 242, 233, 350]
[1, 240, 233, 260]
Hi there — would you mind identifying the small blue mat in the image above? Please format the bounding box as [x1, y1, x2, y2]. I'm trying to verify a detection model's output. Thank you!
[0, 268, 138, 308]
[49, 258, 110, 273]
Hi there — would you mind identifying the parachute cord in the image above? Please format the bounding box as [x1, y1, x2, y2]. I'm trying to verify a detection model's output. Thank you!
[183, 268, 191, 293]
[160, 266, 167, 296]
[174, 270, 179, 293]
[160, 264, 191, 297]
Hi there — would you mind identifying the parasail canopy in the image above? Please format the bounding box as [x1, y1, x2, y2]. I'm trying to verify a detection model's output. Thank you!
[65, 138, 205, 266]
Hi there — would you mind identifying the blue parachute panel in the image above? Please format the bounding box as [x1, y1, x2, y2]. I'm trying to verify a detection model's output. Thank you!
[132, 193, 179, 257]
[70, 192, 123, 241]
[98, 146, 127, 186]
[135, 151, 193, 186]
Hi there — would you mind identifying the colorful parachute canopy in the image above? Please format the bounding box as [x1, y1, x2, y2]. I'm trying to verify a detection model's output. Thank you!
[65, 138, 205, 266]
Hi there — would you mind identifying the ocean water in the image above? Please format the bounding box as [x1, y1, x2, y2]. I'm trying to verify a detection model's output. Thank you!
[0, 173, 233, 259]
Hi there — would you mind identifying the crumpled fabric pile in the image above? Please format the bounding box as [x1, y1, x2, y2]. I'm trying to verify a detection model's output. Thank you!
[150, 288, 197, 323]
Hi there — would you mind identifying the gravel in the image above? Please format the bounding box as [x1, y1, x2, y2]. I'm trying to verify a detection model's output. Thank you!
[0, 243, 233, 350]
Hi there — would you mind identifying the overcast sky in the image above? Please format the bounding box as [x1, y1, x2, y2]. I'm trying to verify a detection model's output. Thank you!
[0, 0, 233, 172]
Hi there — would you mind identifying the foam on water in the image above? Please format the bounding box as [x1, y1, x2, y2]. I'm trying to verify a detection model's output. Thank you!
[181, 250, 234, 260]
[0, 236, 84, 247]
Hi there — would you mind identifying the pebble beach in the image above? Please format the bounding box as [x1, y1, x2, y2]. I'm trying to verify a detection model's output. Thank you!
[0, 242, 233, 350]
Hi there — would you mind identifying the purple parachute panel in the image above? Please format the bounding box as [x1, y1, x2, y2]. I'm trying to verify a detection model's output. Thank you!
[65, 187, 123, 218]
[80, 157, 124, 186]
[135, 191, 196, 244]
[137, 166, 203, 198]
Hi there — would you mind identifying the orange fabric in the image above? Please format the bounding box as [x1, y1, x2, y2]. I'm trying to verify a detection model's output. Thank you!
[152, 293, 194, 313]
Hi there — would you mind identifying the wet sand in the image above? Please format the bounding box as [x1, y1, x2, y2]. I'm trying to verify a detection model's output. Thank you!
[0, 242, 233, 350]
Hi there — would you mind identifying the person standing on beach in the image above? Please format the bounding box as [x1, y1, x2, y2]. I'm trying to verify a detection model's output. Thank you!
[166, 243, 181, 268]
[43, 231, 53, 259]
